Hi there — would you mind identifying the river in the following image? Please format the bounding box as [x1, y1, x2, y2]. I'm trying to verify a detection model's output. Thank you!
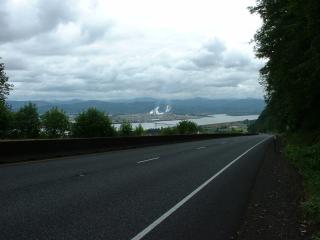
[113, 114, 259, 130]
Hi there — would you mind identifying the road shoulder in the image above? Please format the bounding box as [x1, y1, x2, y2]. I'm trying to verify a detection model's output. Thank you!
[236, 140, 310, 240]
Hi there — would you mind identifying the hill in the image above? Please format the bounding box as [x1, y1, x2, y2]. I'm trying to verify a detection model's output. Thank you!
[7, 98, 265, 116]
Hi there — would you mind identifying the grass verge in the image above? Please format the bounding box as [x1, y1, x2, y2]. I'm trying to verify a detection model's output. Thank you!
[285, 137, 320, 239]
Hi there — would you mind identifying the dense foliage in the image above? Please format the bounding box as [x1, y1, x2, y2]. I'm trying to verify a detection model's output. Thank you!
[0, 60, 13, 102]
[160, 120, 199, 135]
[2, 101, 205, 139]
[133, 124, 145, 136]
[41, 107, 70, 138]
[14, 103, 41, 138]
[0, 59, 13, 138]
[286, 142, 320, 229]
[160, 126, 178, 135]
[176, 120, 198, 134]
[72, 108, 115, 138]
[0, 102, 13, 138]
[119, 121, 133, 136]
[250, 0, 320, 133]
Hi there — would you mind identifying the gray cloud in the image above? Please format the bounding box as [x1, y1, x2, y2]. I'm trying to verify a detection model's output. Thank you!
[192, 52, 219, 68]
[203, 38, 226, 54]
[2, 57, 28, 70]
[0, 1, 263, 101]
[191, 38, 225, 68]
[0, 0, 77, 43]
[191, 38, 253, 71]
[223, 51, 251, 69]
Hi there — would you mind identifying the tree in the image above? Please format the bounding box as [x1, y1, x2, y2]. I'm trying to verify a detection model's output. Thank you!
[176, 120, 198, 134]
[72, 108, 115, 138]
[0, 59, 14, 138]
[0, 101, 13, 138]
[250, 0, 320, 133]
[14, 103, 40, 138]
[160, 126, 177, 135]
[0, 59, 13, 102]
[41, 107, 70, 138]
[133, 124, 144, 136]
[119, 121, 133, 136]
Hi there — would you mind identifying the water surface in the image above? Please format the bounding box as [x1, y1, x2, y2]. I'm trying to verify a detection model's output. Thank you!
[113, 114, 259, 130]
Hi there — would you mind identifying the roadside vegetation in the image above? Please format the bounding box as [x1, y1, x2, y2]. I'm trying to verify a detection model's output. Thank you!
[41, 107, 70, 138]
[285, 135, 320, 239]
[118, 121, 133, 136]
[72, 108, 116, 138]
[249, 0, 320, 237]
[160, 120, 199, 135]
[0, 98, 202, 139]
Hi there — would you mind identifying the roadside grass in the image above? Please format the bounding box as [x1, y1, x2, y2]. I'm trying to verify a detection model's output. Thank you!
[285, 138, 320, 239]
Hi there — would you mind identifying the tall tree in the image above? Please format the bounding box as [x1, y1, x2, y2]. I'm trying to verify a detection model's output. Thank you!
[41, 107, 70, 138]
[72, 108, 115, 138]
[0, 101, 13, 138]
[119, 121, 133, 136]
[0, 59, 13, 102]
[176, 120, 198, 134]
[133, 124, 145, 136]
[14, 103, 41, 138]
[250, 0, 320, 133]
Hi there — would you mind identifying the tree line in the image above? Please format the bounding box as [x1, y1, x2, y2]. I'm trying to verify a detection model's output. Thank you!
[0, 102, 199, 139]
[249, 0, 320, 134]
[0, 102, 142, 138]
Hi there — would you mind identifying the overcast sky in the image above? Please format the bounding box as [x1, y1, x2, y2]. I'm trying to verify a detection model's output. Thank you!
[0, 0, 263, 101]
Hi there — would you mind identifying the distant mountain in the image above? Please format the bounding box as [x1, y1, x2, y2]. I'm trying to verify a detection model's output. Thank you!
[7, 98, 265, 116]
[170, 98, 265, 115]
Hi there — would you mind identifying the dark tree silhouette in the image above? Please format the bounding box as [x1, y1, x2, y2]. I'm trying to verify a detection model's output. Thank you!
[0, 59, 13, 102]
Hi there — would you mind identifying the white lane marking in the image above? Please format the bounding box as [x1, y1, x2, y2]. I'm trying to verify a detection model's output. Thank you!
[196, 146, 207, 150]
[137, 157, 160, 164]
[131, 137, 270, 240]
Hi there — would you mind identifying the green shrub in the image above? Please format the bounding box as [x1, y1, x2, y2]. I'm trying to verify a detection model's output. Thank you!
[133, 124, 144, 136]
[160, 126, 177, 135]
[41, 107, 70, 138]
[286, 144, 320, 171]
[14, 102, 40, 138]
[285, 143, 320, 226]
[176, 120, 198, 134]
[72, 108, 115, 138]
[119, 121, 133, 136]
[0, 102, 13, 138]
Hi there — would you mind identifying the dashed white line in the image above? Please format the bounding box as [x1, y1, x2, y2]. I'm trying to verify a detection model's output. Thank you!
[137, 157, 160, 164]
[196, 146, 207, 150]
[131, 137, 270, 240]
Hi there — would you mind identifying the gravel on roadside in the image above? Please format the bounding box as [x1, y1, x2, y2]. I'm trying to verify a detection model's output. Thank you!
[236, 140, 311, 240]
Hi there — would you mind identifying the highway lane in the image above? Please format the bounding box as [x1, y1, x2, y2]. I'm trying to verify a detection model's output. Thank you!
[0, 134, 271, 240]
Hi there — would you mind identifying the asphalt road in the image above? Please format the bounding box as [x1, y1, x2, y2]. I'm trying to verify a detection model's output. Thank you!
[0, 134, 271, 240]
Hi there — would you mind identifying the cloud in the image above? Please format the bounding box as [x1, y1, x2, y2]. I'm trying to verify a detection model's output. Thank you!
[191, 38, 224, 68]
[0, 0, 77, 43]
[203, 38, 226, 54]
[190, 38, 253, 71]
[2, 57, 28, 70]
[0, 0, 263, 100]
[223, 51, 251, 69]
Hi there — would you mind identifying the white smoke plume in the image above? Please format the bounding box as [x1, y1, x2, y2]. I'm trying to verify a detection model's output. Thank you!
[149, 105, 171, 115]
